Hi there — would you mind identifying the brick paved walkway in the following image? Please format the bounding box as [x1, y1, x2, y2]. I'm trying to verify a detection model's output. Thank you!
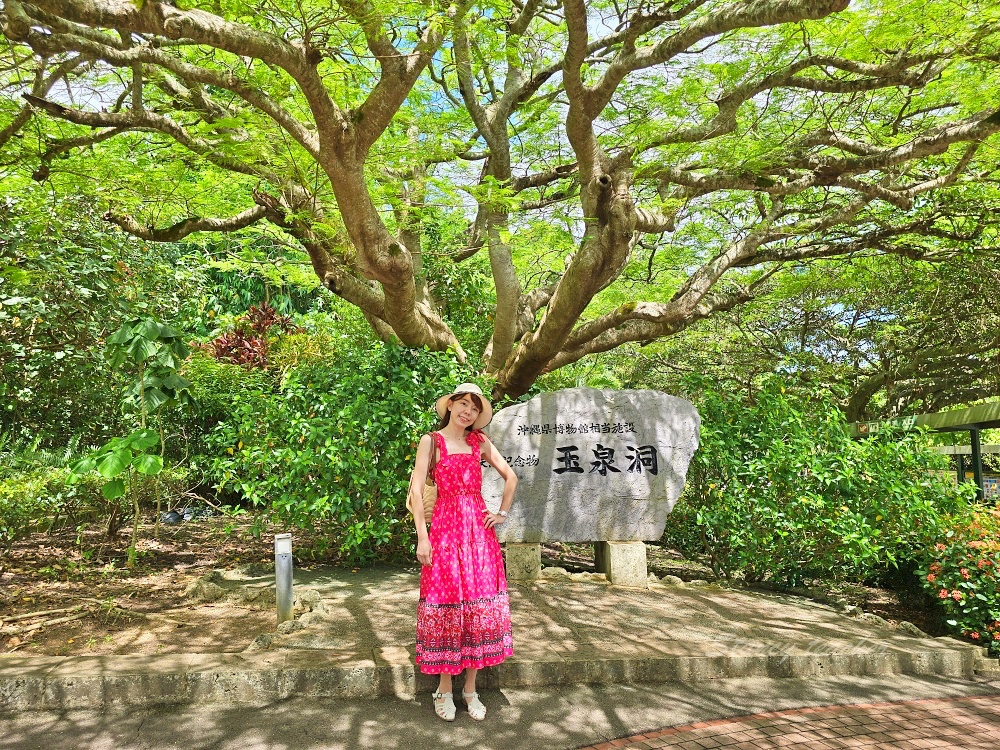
[575, 695, 1000, 749]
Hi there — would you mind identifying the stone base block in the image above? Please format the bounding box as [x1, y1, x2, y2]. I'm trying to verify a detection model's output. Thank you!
[593, 541, 647, 587]
[504, 543, 541, 581]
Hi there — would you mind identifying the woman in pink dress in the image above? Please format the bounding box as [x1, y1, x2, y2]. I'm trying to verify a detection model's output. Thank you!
[407, 383, 516, 722]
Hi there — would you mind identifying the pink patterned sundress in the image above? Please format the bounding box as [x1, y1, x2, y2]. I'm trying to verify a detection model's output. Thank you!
[415, 429, 514, 675]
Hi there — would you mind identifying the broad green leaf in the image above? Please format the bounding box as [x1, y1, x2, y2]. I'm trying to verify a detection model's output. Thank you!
[161, 373, 191, 391]
[132, 454, 164, 475]
[69, 455, 97, 474]
[142, 387, 170, 410]
[135, 319, 162, 339]
[101, 478, 127, 500]
[127, 428, 161, 450]
[127, 336, 158, 363]
[106, 324, 133, 346]
[157, 323, 183, 339]
[96, 449, 132, 478]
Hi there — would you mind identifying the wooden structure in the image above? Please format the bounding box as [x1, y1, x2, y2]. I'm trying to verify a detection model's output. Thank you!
[851, 401, 1000, 500]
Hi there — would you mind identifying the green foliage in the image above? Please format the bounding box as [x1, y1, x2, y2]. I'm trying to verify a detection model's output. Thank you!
[66, 314, 193, 553]
[0, 192, 207, 446]
[619, 254, 1000, 421]
[206, 343, 474, 562]
[171, 351, 275, 462]
[69, 428, 165, 501]
[106, 316, 193, 413]
[0, 463, 189, 557]
[665, 376, 975, 585]
[420, 209, 495, 356]
[916, 506, 1000, 655]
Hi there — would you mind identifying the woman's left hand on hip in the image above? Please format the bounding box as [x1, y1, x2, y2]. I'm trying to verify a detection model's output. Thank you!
[482, 509, 506, 529]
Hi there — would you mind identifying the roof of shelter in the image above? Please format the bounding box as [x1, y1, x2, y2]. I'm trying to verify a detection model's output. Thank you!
[851, 400, 1000, 437]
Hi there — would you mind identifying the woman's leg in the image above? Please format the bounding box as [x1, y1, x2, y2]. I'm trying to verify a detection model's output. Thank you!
[462, 668, 486, 720]
[462, 668, 477, 694]
[437, 672, 453, 694]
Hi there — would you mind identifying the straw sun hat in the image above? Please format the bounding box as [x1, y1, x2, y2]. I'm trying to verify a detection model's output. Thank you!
[435, 383, 493, 430]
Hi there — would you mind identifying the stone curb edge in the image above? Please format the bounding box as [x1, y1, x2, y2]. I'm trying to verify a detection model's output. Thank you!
[0, 642, 986, 711]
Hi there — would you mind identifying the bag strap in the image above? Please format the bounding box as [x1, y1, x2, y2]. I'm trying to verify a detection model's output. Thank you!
[426, 432, 438, 483]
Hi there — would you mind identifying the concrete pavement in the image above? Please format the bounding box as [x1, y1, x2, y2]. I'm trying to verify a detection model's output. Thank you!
[1, 674, 999, 749]
[2, 566, 997, 711]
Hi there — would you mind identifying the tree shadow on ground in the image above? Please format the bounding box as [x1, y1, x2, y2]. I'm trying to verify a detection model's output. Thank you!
[2, 675, 999, 750]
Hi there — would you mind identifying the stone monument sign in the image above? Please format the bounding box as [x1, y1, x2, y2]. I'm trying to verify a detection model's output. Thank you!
[481, 388, 700, 586]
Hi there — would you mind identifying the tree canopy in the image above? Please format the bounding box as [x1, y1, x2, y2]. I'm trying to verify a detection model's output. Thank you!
[3, 0, 999, 399]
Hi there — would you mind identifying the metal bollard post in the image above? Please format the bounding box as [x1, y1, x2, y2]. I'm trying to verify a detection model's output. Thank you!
[274, 533, 294, 624]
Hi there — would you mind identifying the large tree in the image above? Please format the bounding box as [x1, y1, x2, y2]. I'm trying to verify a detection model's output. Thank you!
[622, 248, 1000, 421]
[2, 0, 999, 399]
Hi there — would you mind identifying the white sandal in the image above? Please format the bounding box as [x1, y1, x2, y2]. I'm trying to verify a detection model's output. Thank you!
[432, 691, 456, 721]
[463, 690, 486, 721]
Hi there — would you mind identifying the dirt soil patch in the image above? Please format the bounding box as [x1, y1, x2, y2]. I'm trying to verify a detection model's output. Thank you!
[1, 524, 948, 657]
[0, 516, 278, 657]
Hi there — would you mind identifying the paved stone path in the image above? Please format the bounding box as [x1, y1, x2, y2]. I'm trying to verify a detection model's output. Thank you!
[5, 566, 996, 710]
[575, 695, 1000, 749]
[2, 676, 999, 750]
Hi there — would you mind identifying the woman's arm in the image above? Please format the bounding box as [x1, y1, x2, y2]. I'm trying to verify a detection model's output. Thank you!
[480, 434, 517, 529]
[407, 434, 434, 565]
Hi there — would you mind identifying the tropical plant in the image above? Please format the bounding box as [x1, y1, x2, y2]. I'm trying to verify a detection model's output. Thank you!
[0, 191, 209, 446]
[198, 301, 303, 370]
[917, 505, 1000, 655]
[69, 316, 192, 560]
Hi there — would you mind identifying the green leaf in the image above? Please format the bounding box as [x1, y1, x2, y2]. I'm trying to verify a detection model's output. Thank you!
[161, 373, 191, 391]
[96, 449, 132, 478]
[69, 456, 97, 475]
[106, 324, 133, 346]
[133, 454, 164, 475]
[127, 428, 160, 450]
[127, 335, 158, 363]
[155, 349, 177, 369]
[106, 347, 129, 368]
[157, 323, 183, 339]
[143, 387, 170, 410]
[135, 319, 162, 340]
[101, 478, 127, 500]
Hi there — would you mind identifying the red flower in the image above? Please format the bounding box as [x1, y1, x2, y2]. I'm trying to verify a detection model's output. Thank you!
[939, 589, 950, 599]
[960, 568, 971, 580]
[971, 632, 980, 640]
[936, 543, 947, 551]
[951, 590, 963, 601]
[927, 573, 937, 582]
[930, 562, 942, 573]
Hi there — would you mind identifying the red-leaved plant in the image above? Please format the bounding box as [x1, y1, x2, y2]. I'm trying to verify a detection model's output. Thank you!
[198, 302, 301, 369]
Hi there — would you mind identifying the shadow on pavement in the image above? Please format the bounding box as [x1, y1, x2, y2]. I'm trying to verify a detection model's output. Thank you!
[2, 674, 999, 750]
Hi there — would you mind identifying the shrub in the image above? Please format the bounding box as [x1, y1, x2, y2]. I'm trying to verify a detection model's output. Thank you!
[0, 464, 190, 556]
[206, 343, 475, 562]
[916, 505, 1000, 655]
[0, 193, 208, 447]
[665, 376, 973, 585]
[168, 351, 275, 462]
[197, 302, 302, 369]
